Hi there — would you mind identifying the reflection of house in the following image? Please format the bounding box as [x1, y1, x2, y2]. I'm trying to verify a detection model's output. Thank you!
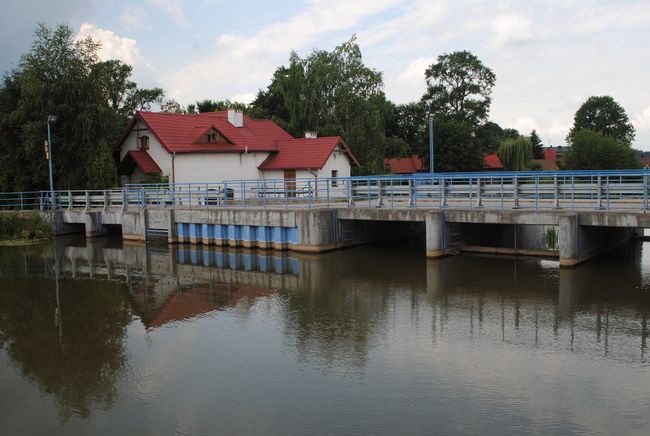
[127, 277, 274, 329]
[384, 155, 423, 174]
[118, 110, 359, 184]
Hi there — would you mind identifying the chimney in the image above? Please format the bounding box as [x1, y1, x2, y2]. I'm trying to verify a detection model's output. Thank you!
[304, 131, 318, 138]
[227, 109, 244, 128]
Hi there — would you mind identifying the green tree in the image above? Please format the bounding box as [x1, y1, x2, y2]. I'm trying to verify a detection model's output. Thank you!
[567, 96, 635, 146]
[433, 120, 483, 172]
[253, 36, 390, 173]
[563, 129, 640, 170]
[422, 51, 496, 127]
[497, 136, 534, 171]
[0, 24, 163, 191]
[530, 129, 544, 159]
[387, 101, 428, 158]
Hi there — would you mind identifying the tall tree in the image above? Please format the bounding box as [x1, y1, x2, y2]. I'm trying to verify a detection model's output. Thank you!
[530, 129, 544, 159]
[0, 24, 163, 190]
[498, 137, 534, 171]
[563, 129, 639, 170]
[422, 51, 496, 127]
[567, 96, 635, 146]
[253, 36, 390, 173]
[433, 120, 483, 172]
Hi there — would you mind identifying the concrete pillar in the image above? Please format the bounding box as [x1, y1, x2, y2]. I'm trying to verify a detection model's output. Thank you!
[293, 210, 337, 253]
[559, 213, 579, 268]
[425, 212, 445, 258]
[84, 211, 108, 238]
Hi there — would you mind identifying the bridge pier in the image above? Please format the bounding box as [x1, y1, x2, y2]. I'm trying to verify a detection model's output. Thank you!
[425, 213, 445, 258]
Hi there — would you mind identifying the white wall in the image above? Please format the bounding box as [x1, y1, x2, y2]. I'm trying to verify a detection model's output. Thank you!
[317, 146, 352, 179]
[174, 152, 270, 183]
[120, 119, 173, 178]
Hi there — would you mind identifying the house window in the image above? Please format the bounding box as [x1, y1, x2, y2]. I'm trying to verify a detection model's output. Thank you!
[205, 131, 224, 143]
[138, 135, 149, 150]
[331, 170, 338, 187]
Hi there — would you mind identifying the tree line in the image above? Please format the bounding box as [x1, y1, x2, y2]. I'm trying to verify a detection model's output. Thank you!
[0, 24, 640, 191]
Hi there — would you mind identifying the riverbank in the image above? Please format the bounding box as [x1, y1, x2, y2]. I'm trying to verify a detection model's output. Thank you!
[0, 212, 52, 246]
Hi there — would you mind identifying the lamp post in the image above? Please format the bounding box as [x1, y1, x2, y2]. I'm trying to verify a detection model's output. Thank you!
[428, 115, 435, 173]
[46, 115, 57, 209]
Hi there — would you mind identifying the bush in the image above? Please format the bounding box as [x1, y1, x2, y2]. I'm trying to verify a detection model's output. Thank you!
[0, 212, 52, 241]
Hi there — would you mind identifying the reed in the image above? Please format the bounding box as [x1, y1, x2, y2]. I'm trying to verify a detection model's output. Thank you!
[0, 212, 52, 241]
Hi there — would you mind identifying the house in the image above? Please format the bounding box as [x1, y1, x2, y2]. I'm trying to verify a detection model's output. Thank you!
[118, 109, 359, 184]
[483, 153, 504, 170]
[384, 155, 423, 174]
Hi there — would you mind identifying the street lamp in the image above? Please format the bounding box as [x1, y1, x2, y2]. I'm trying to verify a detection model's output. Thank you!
[428, 115, 435, 173]
[46, 115, 57, 209]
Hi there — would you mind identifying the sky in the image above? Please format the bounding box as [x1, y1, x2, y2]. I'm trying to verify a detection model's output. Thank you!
[1, 0, 649, 148]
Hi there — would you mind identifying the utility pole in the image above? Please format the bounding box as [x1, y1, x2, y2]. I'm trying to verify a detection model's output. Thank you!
[429, 115, 434, 173]
[47, 115, 57, 209]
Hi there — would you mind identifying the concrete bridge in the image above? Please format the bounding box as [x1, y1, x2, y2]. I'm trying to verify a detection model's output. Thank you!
[4, 170, 650, 267]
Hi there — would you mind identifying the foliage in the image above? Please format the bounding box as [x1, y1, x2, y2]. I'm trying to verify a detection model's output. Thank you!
[530, 129, 544, 159]
[545, 226, 558, 250]
[497, 136, 533, 171]
[0, 23, 163, 191]
[387, 101, 429, 159]
[563, 129, 640, 170]
[476, 121, 504, 152]
[567, 96, 635, 146]
[0, 212, 52, 241]
[433, 120, 483, 172]
[85, 140, 117, 189]
[252, 36, 390, 173]
[422, 50, 496, 127]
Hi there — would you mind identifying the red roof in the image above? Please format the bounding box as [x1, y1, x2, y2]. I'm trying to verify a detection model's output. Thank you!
[130, 111, 294, 154]
[384, 155, 423, 174]
[119, 150, 162, 174]
[544, 149, 557, 160]
[258, 136, 360, 170]
[483, 154, 504, 169]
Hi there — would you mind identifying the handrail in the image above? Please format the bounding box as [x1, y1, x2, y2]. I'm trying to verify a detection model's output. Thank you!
[2, 170, 650, 212]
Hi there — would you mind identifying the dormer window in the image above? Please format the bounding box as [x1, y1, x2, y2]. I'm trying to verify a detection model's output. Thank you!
[205, 130, 225, 143]
[138, 135, 150, 150]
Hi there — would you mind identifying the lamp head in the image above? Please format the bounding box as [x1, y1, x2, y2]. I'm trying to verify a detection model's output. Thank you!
[47, 115, 57, 123]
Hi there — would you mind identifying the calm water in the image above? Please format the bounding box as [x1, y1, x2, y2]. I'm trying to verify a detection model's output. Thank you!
[0, 236, 649, 435]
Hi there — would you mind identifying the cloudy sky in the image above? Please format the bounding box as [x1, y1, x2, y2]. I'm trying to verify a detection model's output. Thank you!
[2, 0, 649, 148]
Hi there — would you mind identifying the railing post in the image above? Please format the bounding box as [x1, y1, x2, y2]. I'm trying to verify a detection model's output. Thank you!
[223, 182, 228, 208]
[85, 190, 90, 212]
[308, 179, 312, 209]
[103, 190, 108, 211]
[377, 179, 384, 208]
[513, 176, 520, 209]
[643, 175, 648, 210]
[205, 183, 209, 208]
[123, 188, 129, 212]
[347, 180, 353, 207]
[441, 178, 447, 208]
[475, 177, 482, 208]
[19, 192, 24, 211]
[326, 178, 330, 209]
[596, 175, 603, 209]
[408, 179, 415, 207]
[554, 176, 560, 209]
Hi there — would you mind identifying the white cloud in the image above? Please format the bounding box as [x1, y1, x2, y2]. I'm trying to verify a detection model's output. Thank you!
[164, 0, 403, 103]
[76, 23, 158, 86]
[146, 0, 192, 28]
[633, 107, 650, 130]
[489, 13, 534, 48]
[119, 6, 152, 31]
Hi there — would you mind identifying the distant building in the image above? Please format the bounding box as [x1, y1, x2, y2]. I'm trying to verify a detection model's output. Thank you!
[636, 151, 650, 168]
[483, 153, 504, 170]
[384, 155, 423, 174]
[118, 109, 359, 184]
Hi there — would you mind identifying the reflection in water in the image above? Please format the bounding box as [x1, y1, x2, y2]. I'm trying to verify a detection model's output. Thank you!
[0, 237, 649, 434]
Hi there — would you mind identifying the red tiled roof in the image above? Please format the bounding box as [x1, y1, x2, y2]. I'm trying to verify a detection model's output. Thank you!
[119, 150, 161, 174]
[257, 136, 360, 170]
[384, 155, 423, 174]
[131, 111, 294, 154]
[544, 149, 557, 160]
[483, 154, 504, 169]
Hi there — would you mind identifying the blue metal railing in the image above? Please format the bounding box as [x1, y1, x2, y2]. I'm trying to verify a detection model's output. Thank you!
[3, 170, 650, 212]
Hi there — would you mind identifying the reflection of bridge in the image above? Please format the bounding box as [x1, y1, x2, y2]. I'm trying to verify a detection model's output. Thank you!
[6, 238, 648, 362]
[3, 170, 650, 266]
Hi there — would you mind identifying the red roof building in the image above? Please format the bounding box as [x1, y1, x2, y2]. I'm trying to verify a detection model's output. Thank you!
[483, 153, 504, 170]
[384, 155, 423, 174]
[118, 109, 359, 184]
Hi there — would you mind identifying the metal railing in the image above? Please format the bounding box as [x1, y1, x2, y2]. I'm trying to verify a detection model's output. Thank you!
[3, 170, 650, 212]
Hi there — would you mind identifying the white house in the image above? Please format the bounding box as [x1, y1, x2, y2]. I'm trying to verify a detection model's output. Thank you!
[117, 109, 359, 184]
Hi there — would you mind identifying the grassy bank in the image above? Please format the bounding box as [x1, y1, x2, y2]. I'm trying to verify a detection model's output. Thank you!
[0, 212, 52, 245]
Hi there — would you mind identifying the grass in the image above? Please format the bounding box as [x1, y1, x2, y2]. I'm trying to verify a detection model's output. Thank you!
[0, 212, 52, 245]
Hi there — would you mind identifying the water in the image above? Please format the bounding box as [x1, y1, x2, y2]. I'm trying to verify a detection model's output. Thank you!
[0, 236, 648, 435]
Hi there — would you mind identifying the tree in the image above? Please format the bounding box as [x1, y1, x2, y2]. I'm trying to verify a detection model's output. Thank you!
[422, 51, 496, 127]
[253, 36, 390, 173]
[433, 120, 483, 172]
[0, 23, 163, 191]
[498, 137, 534, 171]
[530, 129, 544, 159]
[387, 101, 428, 158]
[567, 96, 635, 146]
[563, 129, 639, 170]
